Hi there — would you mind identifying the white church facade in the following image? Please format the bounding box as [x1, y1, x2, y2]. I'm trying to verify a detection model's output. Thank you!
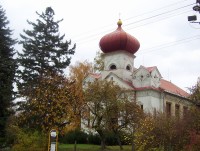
[84, 19, 192, 118]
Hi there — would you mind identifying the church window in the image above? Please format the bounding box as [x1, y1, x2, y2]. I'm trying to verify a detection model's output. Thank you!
[126, 65, 131, 71]
[140, 75, 144, 80]
[110, 64, 117, 70]
[183, 106, 188, 117]
[175, 104, 180, 118]
[153, 108, 157, 117]
[166, 102, 171, 116]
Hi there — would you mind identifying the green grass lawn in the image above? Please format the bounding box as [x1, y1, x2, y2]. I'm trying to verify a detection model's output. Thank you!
[58, 144, 132, 151]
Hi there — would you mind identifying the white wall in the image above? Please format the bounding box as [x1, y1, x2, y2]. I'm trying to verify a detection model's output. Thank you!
[136, 90, 163, 113]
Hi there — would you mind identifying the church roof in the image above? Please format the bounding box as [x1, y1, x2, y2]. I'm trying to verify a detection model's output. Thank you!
[87, 69, 189, 98]
[160, 79, 189, 98]
[132, 79, 189, 98]
[146, 66, 157, 72]
[99, 19, 140, 54]
[90, 73, 101, 79]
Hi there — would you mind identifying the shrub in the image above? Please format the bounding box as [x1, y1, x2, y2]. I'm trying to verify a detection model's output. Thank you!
[105, 132, 118, 146]
[6, 124, 47, 151]
[59, 129, 88, 144]
[87, 133, 101, 145]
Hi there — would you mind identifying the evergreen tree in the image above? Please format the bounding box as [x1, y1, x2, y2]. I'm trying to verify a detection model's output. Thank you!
[0, 5, 16, 146]
[17, 7, 75, 95]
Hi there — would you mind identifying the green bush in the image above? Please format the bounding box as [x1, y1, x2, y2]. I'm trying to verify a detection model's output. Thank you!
[87, 133, 101, 145]
[105, 132, 118, 146]
[11, 130, 47, 151]
[59, 129, 88, 144]
[6, 125, 47, 151]
[0, 137, 6, 148]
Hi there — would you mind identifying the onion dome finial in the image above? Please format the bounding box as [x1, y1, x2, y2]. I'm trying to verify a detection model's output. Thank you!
[117, 19, 122, 27]
[99, 19, 140, 54]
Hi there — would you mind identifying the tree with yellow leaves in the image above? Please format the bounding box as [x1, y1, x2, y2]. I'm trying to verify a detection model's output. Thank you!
[134, 115, 156, 151]
[83, 79, 143, 150]
[69, 60, 93, 126]
[17, 72, 80, 134]
[83, 80, 122, 150]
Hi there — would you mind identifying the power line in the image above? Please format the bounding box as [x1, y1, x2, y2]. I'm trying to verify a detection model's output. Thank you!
[124, 3, 195, 27]
[72, 0, 195, 41]
[124, 0, 191, 21]
[72, 0, 192, 40]
[74, 3, 195, 44]
[126, 10, 192, 31]
[76, 9, 192, 45]
[138, 35, 200, 54]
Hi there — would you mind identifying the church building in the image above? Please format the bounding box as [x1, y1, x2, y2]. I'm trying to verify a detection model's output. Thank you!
[84, 19, 192, 117]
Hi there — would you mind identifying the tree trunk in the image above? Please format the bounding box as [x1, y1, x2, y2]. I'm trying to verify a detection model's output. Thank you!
[74, 140, 77, 151]
[101, 138, 106, 150]
[97, 129, 106, 150]
[131, 141, 135, 151]
[116, 133, 123, 150]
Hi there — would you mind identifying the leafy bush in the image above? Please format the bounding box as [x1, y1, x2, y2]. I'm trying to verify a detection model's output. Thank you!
[87, 133, 101, 145]
[6, 124, 47, 151]
[105, 132, 118, 146]
[59, 129, 88, 144]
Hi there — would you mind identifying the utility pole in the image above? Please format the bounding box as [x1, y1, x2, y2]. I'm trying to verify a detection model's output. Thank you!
[188, 0, 200, 23]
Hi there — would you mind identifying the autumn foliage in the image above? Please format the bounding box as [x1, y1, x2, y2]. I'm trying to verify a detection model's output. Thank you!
[17, 73, 80, 134]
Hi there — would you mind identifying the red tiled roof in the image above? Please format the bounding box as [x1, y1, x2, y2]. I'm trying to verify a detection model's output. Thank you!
[123, 80, 135, 88]
[146, 66, 156, 72]
[134, 86, 161, 92]
[89, 72, 189, 98]
[90, 73, 101, 79]
[160, 79, 189, 98]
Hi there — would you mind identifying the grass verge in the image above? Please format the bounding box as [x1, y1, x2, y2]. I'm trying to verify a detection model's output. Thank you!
[58, 144, 132, 151]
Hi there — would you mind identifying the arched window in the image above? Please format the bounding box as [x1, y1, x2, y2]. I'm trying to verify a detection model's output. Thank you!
[126, 65, 131, 71]
[110, 64, 117, 70]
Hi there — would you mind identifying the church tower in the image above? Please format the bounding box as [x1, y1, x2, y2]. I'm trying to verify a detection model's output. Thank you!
[83, 19, 191, 117]
[99, 19, 140, 82]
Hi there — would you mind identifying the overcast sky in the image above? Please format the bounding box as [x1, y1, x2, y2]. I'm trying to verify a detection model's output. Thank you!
[1, 0, 200, 92]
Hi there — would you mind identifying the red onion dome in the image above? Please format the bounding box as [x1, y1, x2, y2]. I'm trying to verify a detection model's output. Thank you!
[99, 19, 140, 54]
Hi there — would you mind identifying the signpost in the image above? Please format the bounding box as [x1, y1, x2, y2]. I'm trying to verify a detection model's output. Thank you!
[48, 129, 58, 151]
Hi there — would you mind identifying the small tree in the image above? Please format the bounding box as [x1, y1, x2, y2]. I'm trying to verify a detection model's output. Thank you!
[83, 80, 143, 150]
[121, 100, 144, 151]
[17, 73, 79, 134]
[0, 5, 17, 147]
[107, 95, 143, 151]
[83, 80, 122, 150]
[69, 61, 93, 126]
[134, 115, 156, 151]
[93, 50, 104, 72]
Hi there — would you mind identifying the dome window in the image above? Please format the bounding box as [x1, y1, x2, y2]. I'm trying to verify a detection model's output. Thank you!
[110, 64, 117, 70]
[126, 65, 131, 71]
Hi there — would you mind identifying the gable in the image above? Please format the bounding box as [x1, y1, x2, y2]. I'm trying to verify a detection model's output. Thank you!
[104, 72, 134, 90]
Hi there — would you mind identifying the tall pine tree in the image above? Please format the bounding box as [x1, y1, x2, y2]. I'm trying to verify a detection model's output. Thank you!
[0, 5, 16, 146]
[17, 7, 75, 95]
